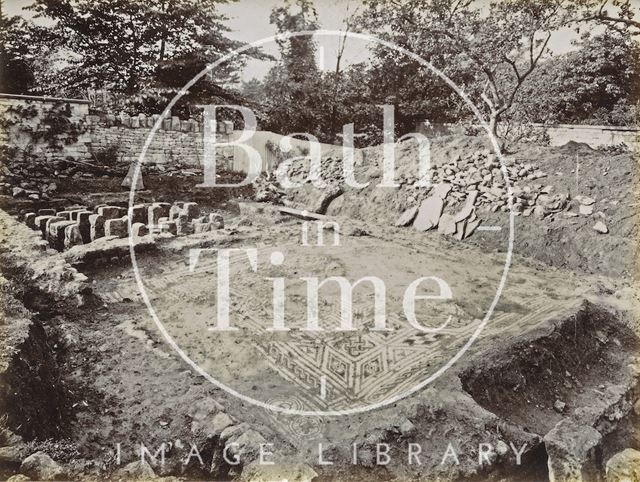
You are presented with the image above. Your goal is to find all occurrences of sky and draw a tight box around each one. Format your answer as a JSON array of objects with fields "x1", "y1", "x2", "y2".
[{"x1": 4, "y1": 0, "x2": 636, "y2": 81}]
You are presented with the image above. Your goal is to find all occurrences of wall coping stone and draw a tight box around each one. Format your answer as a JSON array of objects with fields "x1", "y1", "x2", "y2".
[{"x1": 0, "y1": 92, "x2": 91, "y2": 105}]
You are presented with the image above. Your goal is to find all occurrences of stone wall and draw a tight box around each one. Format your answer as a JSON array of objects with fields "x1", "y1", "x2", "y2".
[
  {"x1": 87, "y1": 118, "x2": 209, "y2": 167},
  {"x1": 0, "y1": 93, "x2": 233, "y2": 168},
  {"x1": 543, "y1": 124, "x2": 639, "y2": 149},
  {"x1": 0, "y1": 93, "x2": 92, "y2": 161},
  {"x1": 416, "y1": 120, "x2": 640, "y2": 149}
]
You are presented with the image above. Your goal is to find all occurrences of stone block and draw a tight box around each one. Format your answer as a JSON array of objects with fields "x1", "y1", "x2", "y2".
[
  {"x1": 169, "y1": 204, "x2": 182, "y2": 221},
  {"x1": 104, "y1": 217, "x2": 128, "y2": 238},
  {"x1": 35, "y1": 215, "x2": 54, "y2": 236},
  {"x1": 119, "y1": 112, "x2": 130, "y2": 127},
  {"x1": 76, "y1": 211, "x2": 93, "y2": 244},
  {"x1": 130, "y1": 204, "x2": 147, "y2": 224},
  {"x1": 45, "y1": 216, "x2": 66, "y2": 242},
  {"x1": 64, "y1": 224, "x2": 84, "y2": 249},
  {"x1": 24, "y1": 213, "x2": 37, "y2": 229},
  {"x1": 98, "y1": 206, "x2": 126, "y2": 219},
  {"x1": 50, "y1": 220, "x2": 76, "y2": 251},
  {"x1": 37, "y1": 208, "x2": 56, "y2": 216},
  {"x1": 148, "y1": 203, "x2": 171, "y2": 227},
  {"x1": 176, "y1": 213, "x2": 193, "y2": 235},
  {"x1": 69, "y1": 209, "x2": 85, "y2": 221},
  {"x1": 56, "y1": 211, "x2": 72, "y2": 220},
  {"x1": 183, "y1": 202, "x2": 200, "y2": 220},
  {"x1": 131, "y1": 222, "x2": 149, "y2": 237},
  {"x1": 160, "y1": 220, "x2": 177, "y2": 235},
  {"x1": 89, "y1": 214, "x2": 105, "y2": 241}
]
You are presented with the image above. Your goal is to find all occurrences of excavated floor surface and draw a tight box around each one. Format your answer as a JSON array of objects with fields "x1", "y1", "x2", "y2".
[{"x1": 22, "y1": 207, "x2": 635, "y2": 480}]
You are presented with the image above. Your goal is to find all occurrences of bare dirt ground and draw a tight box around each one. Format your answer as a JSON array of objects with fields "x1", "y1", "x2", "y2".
[{"x1": 1, "y1": 134, "x2": 639, "y2": 481}]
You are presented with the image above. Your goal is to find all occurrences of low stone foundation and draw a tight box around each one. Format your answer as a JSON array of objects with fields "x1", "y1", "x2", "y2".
[{"x1": 21, "y1": 201, "x2": 226, "y2": 252}]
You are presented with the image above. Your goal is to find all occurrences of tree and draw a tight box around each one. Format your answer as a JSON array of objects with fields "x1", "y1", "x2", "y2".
[
  {"x1": 513, "y1": 31, "x2": 640, "y2": 125},
  {"x1": 571, "y1": 0, "x2": 640, "y2": 35},
  {"x1": 358, "y1": 0, "x2": 568, "y2": 138},
  {"x1": 0, "y1": 11, "x2": 37, "y2": 94},
  {"x1": 26, "y1": 0, "x2": 255, "y2": 109},
  {"x1": 259, "y1": 0, "x2": 329, "y2": 138}
]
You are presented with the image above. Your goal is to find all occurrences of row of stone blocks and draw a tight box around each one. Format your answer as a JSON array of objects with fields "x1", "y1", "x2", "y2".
[
  {"x1": 23, "y1": 202, "x2": 225, "y2": 251},
  {"x1": 86, "y1": 113, "x2": 234, "y2": 133}
]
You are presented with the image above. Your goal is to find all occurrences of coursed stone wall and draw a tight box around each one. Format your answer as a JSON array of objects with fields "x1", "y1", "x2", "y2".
[{"x1": 0, "y1": 93, "x2": 233, "y2": 168}]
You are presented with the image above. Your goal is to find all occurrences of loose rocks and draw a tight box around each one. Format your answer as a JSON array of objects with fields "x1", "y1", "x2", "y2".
[
  {"x1": 20, "y1": 452, "x2": 65, "y2": 480},
  {"x1": 605, "y1": 448, "x2": 640, "y2": 482},
  {"x1": 544, "y1": 419, "x2": 601, "y2": 482}
]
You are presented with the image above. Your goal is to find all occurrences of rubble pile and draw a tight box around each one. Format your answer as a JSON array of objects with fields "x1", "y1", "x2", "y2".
[
  {"x1": 20, "y1": 200, "x2": 223, "y2": 252},
  {"x1": 0, "y1": 157, "x2": 81, "y2": 201},
  {"x1": 0, "y1": 155, "x2": 204, "y2": 200},
  {"x1": 267, "y1": 143, "x2": 612, "y2": 240}
]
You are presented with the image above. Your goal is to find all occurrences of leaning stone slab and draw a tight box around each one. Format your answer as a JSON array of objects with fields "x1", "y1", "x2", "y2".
[
  {"x1": 413, "y1": 196, "x2": 444, "y2": 231},
  {"x1": 395, "y1": 206, "x2": 418, "y2": 227},
  {"x1": 463, "y1": 218, "x2": 481, "y2": 239},
  {"x1": 544, "y1": 419, "x2": 601, "y2": 482},
  {"x1": 89, "y1": 214, "x2": 105, "y2": 241},
  {"x1": 437, "y1": 213, "x2": 457, "y2": 235},
  {"x1": 104, "y1": 217, "x2": 128, "y2": 238},
  {"x1": 434, "y1": 182, "x2": 452, "y2": 199}
]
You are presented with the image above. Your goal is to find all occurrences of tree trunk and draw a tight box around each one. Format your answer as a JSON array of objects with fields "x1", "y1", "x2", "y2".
[{"x1": 489, "y1": 111, "x2": 500, "y2": 139}]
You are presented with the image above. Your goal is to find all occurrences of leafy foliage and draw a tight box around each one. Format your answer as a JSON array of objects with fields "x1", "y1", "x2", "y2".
[
  {"x1": 25, "y1": 0, "x2": 259, "y2": 112},
  {"x1": 0, "y1": 13, "x2": 38, "y2": 93},
  {"x1": 513, "y1": 31, "x2": 640, "y2": 125}
]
